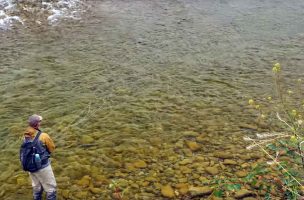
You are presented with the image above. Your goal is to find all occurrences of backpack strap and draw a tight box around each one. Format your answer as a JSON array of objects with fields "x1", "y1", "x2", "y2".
[{"x1": 32, "y1": 130, "x2": 42, "y2": 145}]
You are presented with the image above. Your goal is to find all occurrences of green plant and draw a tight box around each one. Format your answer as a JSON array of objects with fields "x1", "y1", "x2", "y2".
[
  {"x1": 244, "y1": 63, "x2": 304, "y2": 199},
  {"x1": 109, "y1": 180, "x2": 128, "y2": 200},
  {"x1": 210, "y1": 63, "x2": 304, "y2": 199}
]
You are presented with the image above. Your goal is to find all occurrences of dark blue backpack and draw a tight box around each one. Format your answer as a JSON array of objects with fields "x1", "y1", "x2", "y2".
[{"x1": 20, "y1": 130, "x2": 50, "y2": 172}]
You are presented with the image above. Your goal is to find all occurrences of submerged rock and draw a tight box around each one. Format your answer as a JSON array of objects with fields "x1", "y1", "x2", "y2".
[
  {"x1": 133, "y1": 160, "x2": 147, "y2": 168},
  {"x1": 205, "y1": 166, "x2": 219, "y2": 175},
  {"x1": 189, "y1": 186, "x2": 213, "y2": 196},
  {"x1": 161, "y1": 185, "x2": 175, "y2": 198},
  {"x1": 185, "y1": 141, "x2": 201, "y2": 151},
  {"x1": 235, "y1": 189, "x2": 253, "y2": 199}
]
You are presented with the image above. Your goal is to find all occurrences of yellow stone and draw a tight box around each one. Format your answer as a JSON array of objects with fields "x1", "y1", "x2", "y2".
[
  {"x1": 61, "y1": 190, "x2": 70, "y2": 199},
  {"x1": 125, "y1": 163, "x2": 136, "y2": 171},
  {"x1": 175, "y1": 183, "x2": 189, "y2": 195},
  {"x1": 17, "y1": 177, "x2": 28, "y2": 186},
  {"x1": 142, "y1": 181, "x2": 150, "y2": 187},
  {"x1": 77, "y1": 175, "x2": 91, "y2": 188},
  {"x1": 133, "y1": 160, "x2": 147, "y2": 168},
  {"x1": 89, "y1": 187, "x2": 103, "y2": 194},
  {"x1": 161, "y1": 185, "x2": 175, "y2": 198},
  {"x1": 185, "y1": 141, "x2": 201, "y2": 151}
]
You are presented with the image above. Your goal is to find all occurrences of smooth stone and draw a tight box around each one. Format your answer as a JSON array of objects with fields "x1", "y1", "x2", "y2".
[
  {"x1": 175, "y1": 183, "x2": 189, "y2": 195},
  {"x1": 179, "y1": 159, "x2": 193, "y2": 165},
  {"x1": 189, "y1": 186, "x2": 213, "y2": 196},
  {"x1": 133, "y1": 160, "x2": 147, "y2": 168},
  {"x1": 182, "y1": 148, "x2": 193, "y2": 157},
  {"x1": 185, "y1": 141, "x2": 201, "y2": 151},
  {"x1": 16, "y1": 177, "x2": 28, "y2": 186},
  {"x1": 214, "y1": 152, "x2": 234, "y2": 159},
  {"x1": 236, "y1": 171, "x2": 248, "y2": 178},
  {"x1": 235, "y1": 189, "x2": 253, "y2": 199},
  {"x1": 77, "y1": 175, "x2": 91, "y2": 188},
  {"x1": 182, "y1": 131, "x2": 200, "y2": 137},
  {"x1": 61, "y1": 190, "x2": 70, "y2": 199},
  {"x1": 179, "y1": 166, "x2": 192, "y2": 174},
  {"x1": 205, "y1": 167, "x2": 219, "y2": 175},
  {"x1": 223, "y1": 159, "x2": 238, "y2": 165},
  {"x1": 74, "y1": 191, "x2": 88, "y2": 199},
  {"x1": 161, "y1": 185, "x2": 175, "y2": 198},
  {"x1": 89, "y1": 187, "x2": 103, "y2": 194}
]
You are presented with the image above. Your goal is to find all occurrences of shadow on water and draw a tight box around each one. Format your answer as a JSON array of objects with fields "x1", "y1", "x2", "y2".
[{"x1": 1, "y1": 0, "x2": 304, "y2": 199}]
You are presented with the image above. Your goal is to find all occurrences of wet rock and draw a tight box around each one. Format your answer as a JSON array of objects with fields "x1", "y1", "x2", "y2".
[
  {"x1": 179, "y1": 159, "x2": 192, "y2": 165},
  {"x1": 214, "y1": 152, "x2": 234, "y2": 159},
  {"x1": 76, "y1": 175, "x2": 91, "y2": 188},
  {"x1": 235, "y1": 171, "x2": 248, "y2": 178},
  {"x1": 205, "y1": 166, "x2": 219, "y2": 175},
  {"x1": 239, "y1": 124, "x2": 258, "y2": 130},
  {"x1": 89, "y1": 187, "x2": 103, "y2": 194},
  {"x1": 179, "y1": 166, "x2": 192, "y2": 174},
  {"x1": 182, "y1": 148, "x2": 193, "y2": 156},
  {"x1": 223, "y1": 159, "x2": 238, "y2": 165},
  {"x1": 161, "y1": 185, "x2": 175, "y2": 198},
  {"x1": 185, "y1": 141, "x2": 201, "y2": 151},
  {"x1": 16, "y1": 177, "x2": 28, "y2": 186},
  {"x1": 74, "y1": 191, "x2": 88, "y2": 199},
  {"x1": 189, "y1": 186, "x2": 213, "y2": 196},
  {"x1": 61, "y1": 190, "x2": 70, "y2": 199},
  {"x1": 239, "y1": 154, "x2": 252, "y2": 160},
  {"x1": 182, "y1": 131, "x2": 200, "y2": 137},
  {"x1": 133, "y1": 160, "x2": 147, "y2": 168},
  {"x1": 149, "y1": 138, "x2": 162, "y2": 147},
  {"x1": 235, "y1": 189, "x2": 253, "y2": 199},
  {"x1": 175, "y1": 183, "x2": 189, "y2": 195}
]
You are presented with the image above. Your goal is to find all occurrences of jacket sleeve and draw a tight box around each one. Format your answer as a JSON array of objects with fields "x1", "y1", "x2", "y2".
[{"x1": 40, "y1": 133, "x2": 55, "y2": 153}]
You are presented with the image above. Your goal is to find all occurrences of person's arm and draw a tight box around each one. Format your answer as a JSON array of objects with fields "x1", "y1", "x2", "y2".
[{"x1": 40, "y1": 133, "x2": 55, "y2": 153}]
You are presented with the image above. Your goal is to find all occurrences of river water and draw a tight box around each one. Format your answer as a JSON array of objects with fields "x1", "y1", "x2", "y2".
[{"x1": 1, "y1": 0, "x2": 304, "y2": 199}]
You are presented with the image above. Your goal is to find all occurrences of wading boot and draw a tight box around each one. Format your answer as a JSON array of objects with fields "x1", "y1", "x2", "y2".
[
  {"x1": 46, "y1": 191, "x2": 57, "y2": 200},
  {"x1": 33, "y1": 188, "x2": 43, "y2": 200}
]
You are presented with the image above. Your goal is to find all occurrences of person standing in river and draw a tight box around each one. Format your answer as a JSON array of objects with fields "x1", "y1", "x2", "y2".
[{"x1": 23, "y1": 114, "x2": 57, "y2": 200}]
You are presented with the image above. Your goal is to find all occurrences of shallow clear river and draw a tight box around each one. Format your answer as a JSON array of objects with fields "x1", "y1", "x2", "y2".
[{"x1": 1, "y1": 0, "x2": 304, "y2": 199}]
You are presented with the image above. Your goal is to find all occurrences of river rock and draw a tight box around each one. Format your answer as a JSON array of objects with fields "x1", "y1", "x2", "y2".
[
  {"x1": 74, "y1": 191, "x2": 88, "y2": 199},
  {"x1": 223, "y1": 159, "x2": 237, "y2": 165},
  {"x1": 133, "y1": 160, "x2": 147, "y2": 168},
  {"x1": 77, "y1": 175, "x2": 91, "y2": 188},
  {"x1": 205, "y1": 166, "x2": 219, "y2": 175},
  {"x1": 182, "y1": 131, "x2": 200, "y2": 137},
  {"x1": 61, "y1": 190, "x2": 70, "y2": 199},
  {"x1": 236, "y1": 171, "x2": 248, "y2": 178},
  {"x1": 188, "y1": 186, "x2": 213, "y2": 196},
  {"x1": 179, "y1": 159, "x2": 193, "y2": 165},
  {"x1": 214, "y1": 152, "x2": 234, "y2": 159},
  {"x1": 175, "y1": 183, "x2": 189, "y2": 195},
  {"x1": 179, "y1": 166, "x2": 192, "y2": 174},
  {"x1": 234, "y1": 189, "x2": 253, "y2": 199},
  {"x1": 89, "y1": 187, "x2": 103, "y2": 194},
  {"x1": 185, "y1": 141, "x2": 201, "y2": 151},
  {"x1": 161, "y1": 185, "x2": 175, "y2": 198},
  {"x1": 16, "y1": 177, "x2": 28, "y2": 186}
]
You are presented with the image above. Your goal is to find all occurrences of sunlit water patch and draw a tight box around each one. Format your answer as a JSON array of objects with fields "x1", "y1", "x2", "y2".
[{"x1": 0, "y1": 0, "x2": 85, "y2": 29}]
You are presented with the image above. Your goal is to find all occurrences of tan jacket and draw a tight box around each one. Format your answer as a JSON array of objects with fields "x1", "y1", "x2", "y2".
[{"x1": 24, "y1": 127, "x2": 55, "y2": 153}]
